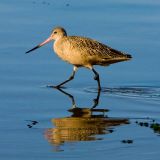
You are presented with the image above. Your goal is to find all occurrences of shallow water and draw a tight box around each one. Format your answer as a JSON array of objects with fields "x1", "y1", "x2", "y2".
[{"x1": 0, "y1": 0, "x2": 160, "y2": 159}]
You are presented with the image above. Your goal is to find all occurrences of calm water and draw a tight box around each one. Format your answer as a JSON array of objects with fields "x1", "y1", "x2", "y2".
[{"x1": 0, "y1": 0, "x2": 160, "y2": 159}]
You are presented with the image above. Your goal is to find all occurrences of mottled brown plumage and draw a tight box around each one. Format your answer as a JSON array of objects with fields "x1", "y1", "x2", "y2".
[
  {"x1": 54, "y1": 35, "x2": 131, "y2": 68},
  {"x1": 26, "y1": 26, "x2": 132, "y2": 90}
]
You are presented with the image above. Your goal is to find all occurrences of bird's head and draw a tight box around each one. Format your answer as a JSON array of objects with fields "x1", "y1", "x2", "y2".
[
  {"x1": 50, "y1": 27, "x2": 67, "y2": 40},
  {"x1": 26, "y1": 27, "x2": 67, "y2": 54}
]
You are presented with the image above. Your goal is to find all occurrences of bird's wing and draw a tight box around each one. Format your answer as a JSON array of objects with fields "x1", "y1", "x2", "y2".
[{"x1": 67, "y1": 36, "x2": 129, "y2": 59}]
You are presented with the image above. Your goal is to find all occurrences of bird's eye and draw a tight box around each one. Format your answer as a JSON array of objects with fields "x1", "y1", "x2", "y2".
[{"x1": 54, "y1": 31, "x2": 57, "y2": 34}]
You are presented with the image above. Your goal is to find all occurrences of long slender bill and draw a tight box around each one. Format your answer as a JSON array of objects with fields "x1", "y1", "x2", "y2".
[{"x1": 26, "y1": 36, "x2": 52, "y2": 54}]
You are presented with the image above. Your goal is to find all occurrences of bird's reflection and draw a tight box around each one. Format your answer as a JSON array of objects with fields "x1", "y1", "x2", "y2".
[{"x1": 45, "y1": 88, "x2": 129, "y2": 150}]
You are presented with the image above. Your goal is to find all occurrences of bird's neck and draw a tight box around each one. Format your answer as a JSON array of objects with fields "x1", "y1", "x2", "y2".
[{"x1": 55, "y1": 35, "x2": 66, "y2": 42}]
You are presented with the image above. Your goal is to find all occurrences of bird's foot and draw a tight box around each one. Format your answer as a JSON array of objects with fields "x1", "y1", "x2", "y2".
[
  {"x1": 54, "y1": 85, "x2": 66, "y2": 89},
  {"x1": 46, "y1": 84, "x2": 66, "y2": 89}
]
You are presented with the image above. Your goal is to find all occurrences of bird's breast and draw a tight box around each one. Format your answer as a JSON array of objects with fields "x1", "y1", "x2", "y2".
[
  {"x1": 53, "y1": 38, "x2": 89, "y2": 67},
  {"x1": 53, "y1": 39, "x2": 67, "y2": 60}
]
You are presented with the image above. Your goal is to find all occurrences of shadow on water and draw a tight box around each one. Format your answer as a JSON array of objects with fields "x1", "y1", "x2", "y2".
[{"x1": 45, "y1": 88, "x2": 129, "y2": 151}]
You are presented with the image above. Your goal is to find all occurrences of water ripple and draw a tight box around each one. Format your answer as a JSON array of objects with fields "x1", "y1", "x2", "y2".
[{"x1": 84, "y1": 86, "x2": 160, "y2": 101}]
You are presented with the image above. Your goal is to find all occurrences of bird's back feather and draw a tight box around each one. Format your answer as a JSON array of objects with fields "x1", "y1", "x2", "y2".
[{"x1": 54, "y1": 36, "x2": 132, "y2": 67}]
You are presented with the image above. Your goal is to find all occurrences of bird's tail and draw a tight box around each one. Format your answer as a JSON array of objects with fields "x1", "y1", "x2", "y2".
[{"x1": 126, "y1": 54, "x2": 132, "y2": 59}]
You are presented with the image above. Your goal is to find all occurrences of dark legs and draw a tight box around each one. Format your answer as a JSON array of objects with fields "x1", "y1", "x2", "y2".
[
  {"x1": 92, "y1": 68, "x2": 101, "y2": 91},
  {"x1": 55, "y1": 66, "x2": 101, "y2": 91},
  {"x1": 55, "y1": 66, "x2": 78, "y2": 88}
]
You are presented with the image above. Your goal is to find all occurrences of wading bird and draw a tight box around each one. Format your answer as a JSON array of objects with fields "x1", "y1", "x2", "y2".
[{"x1": 26, "y1": 27, "x2": 132, "y2": 90}]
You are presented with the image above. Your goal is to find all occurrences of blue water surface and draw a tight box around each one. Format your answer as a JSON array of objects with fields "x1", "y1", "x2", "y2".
[{"x1": 0, "y1": 0, "x2": 160, "y2": 160}]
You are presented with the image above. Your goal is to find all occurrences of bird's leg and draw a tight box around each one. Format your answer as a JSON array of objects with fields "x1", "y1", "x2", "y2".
[
  {"x1": 92, "y1": 68, "x2": 101, "y2": 91},
  {"x1": 55, "y1": 66, "x2": 78, "y2": 88}
]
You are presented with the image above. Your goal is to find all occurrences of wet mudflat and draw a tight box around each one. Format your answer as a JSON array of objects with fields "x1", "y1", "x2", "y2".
[{"x1": 0, "y1": 0, "x2": 160, "y2": 159}]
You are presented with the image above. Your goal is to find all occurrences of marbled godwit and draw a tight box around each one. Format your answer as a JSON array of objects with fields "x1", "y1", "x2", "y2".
[{"x1": 26, "y1": 27, "x2": 132, "y2": 90}]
